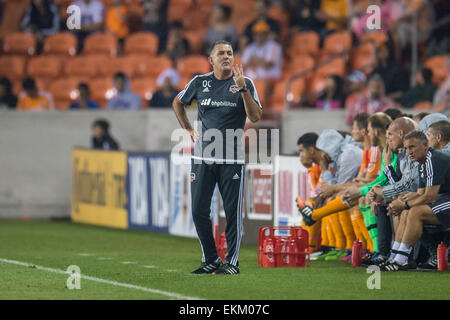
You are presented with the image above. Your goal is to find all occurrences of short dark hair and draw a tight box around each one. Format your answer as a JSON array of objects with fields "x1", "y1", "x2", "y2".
[
  {"x1": 209, "y1": 40, "x2": 233, "y2": 56},
  {"x1": 297, "y1": 132, "x2": 318, "y2": 148},
  {"x1": 218, "y1": 4, "x2": 232, "y2": 20},
  {"x1": 353, "y1": 113, "x2": 370, "y2": 130},
  {"x1": 22, "y1": 77, "x2": 36, "y2": 90},
  {"x1": 414, "y1": 112, "x2": 430, "y2": 121},
  {"x1": 404, "y1": 129, "x2": 428, "y2": 142},
  {"x1": 368, "y1": 112, "x2": 392, "y2": 132},
  {"x1": 171, "y1": 20, "x2": 183, "y2": 29},
  {"x1": 113, "y1": 72, "x2": 126, "y2": 80},
  {"x1": 429, "y1": 120, "x2": 450, "y2": 143},
  {"x1": 384, "y1": 108, "x2": 403, "y2": 120},
  {"x1": 78, "y1": 82, "x2": 89, "y2": 91},
  {"x1": 93, "y1": 119, "x2": 110, "y2": 132}
]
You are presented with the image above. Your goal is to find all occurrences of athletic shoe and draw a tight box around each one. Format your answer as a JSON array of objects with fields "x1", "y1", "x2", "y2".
[
  {"x1": 212, "y1": 263, "x2": 240, "y2": 275},
  {"x1": 296, "y1": 197, "x2": 316, "y2": 226},
  {"x1": 380, "y1": 260, "x2": 409, "y2": 271},
  {"x1": 310, "y1": 251, "x2": 324, "y2": 261},
  {"x1": 190, "y1": 260, "x2": 222, "y2": 274},
  {"x1": 339, "y1": 253, "x2": 353, "y2": 262},
  {"x1": 417, "y1": 254, "x2": 438, "y2": 271},
  {"x1": 316, "y1": 250, "x2": 337, "y2": 261},
  {"x1": 369, "y1": 254, "x2": 388, "y2": 266},
  {"x1": 361, "y1": 252, "x2": 376, "y2": 267},
  {"x1": 325, "y1": 250, "x2": 349, "y2": 261}
]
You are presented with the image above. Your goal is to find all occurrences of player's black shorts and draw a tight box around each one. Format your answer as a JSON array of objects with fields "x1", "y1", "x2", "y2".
[{"x1": 428, "y1": 193, "x2": 450, "y2": 228}]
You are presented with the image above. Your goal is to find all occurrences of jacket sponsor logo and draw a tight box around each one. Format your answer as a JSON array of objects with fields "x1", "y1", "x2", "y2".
[{"x1": 200, "y1": 99, "x2": 237, "y2": 107}]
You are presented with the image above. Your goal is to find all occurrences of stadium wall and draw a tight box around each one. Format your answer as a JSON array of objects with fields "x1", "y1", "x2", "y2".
[{"x1": 0, "y1": 109, "x2": 346, "y2": 219}]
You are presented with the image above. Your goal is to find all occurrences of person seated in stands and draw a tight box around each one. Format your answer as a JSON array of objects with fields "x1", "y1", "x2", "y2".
[
  {"x1": 72, "y1": 0, "x2": 105, "y2": 53},
  {"x1": 91, "y1": 119, "x2": 120, "y2": 150},
  {"x1": 70, "y1": 83, "x2": 100, "y2": 110},
  {"x1": 105, "y1": 0, "x2": 129, "y2": 55},
  {"x1": 17, "y1": 77, "x2": 54, "y2": 111},
  {"x1": 141, "y1": 0, "x2": 169, "y2": 53},
  {"x1": 0, "y1": 77, "x2": 17, "y2": 109},
  {"x1": 289, "y1": 0, "x2": 323, "y2": 34},
  {"x1": 240, "y1": 0, "x2": 280, "y2": 51},
  {"x1": 315, "y1": 0, "x2": 348, "y2": 38},
  {"x1": 315, "y1": 74, "x2": 346, "y2": 110},
  {"x1": 401, "y1": 67, "x2": 437, "y2": 109},
  {"x1": 21, "y1": 0, "x2": 60, "y2": 54},
  {"x1": 107, "y1": 72, "x2": 141, "y2": 110},
  {"x1": 204, "y1": 4, "x2": 238, "y2": 55},
  {"x1": 370, "y1": 42, "x2": 409, "y2": 103},
  {"x1": 346, "y1": 74, "x2": 395, "y2": 126},
  {"x1": 242, "y1": 20, "x2": 282, "y2": 104},
  {"x1": 164, "y1": 20, "x2": 190, "y2": 62},
  {"x1": 149, "y1": 69, "x2": 180, "y2": 108}
]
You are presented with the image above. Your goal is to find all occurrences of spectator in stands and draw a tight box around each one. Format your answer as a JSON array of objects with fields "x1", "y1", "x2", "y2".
[
  {"x1": 242, "y1": 20, "x2": 282, "y2": 81},
  {"x1": 21, "y1": 0, "x2": 60, "y2": 54},
  {"x1": 315, "y1": 74, "x2": 345, "y2": 110},
  {"x1": 346, "y1": 74, "x2": 395, "y2": 126},
  {"x1": 370, "y1": 42, "x2": 409, "y2": 102},
  {"x1": 289, "y1": 0, "x2": 323, "y2": 34},
  {"x1": 105, "y1": 0, "x2": 129, "y2": 55},
  {"x1": 72, "y1": 0, "x2": 105, "y2": 53},
  {"x1": 149, "y1": 69, "x2": 180, "y2": 108},
  {"x1": 107, "y1": 72, "x2": 141, "y2": 110},
  {"x1": 204, "y1": 4, "x2": 239, "y2": 55},
  {"x1": 141, "y1": 0, "x2": 169, "y2": 53},
  {"x1": 240, "y1": 0, "x2": 281, "y2": 51},
  {"x1": 316, "y1": 0, "x2": 348, "y2": 38},
  {"x1": 92, "y1": 119, "x2": 120, "y2": 150},
  {"x1": 70, "y1": 83, "x2": 100, "y2": 110},
  {"x1": 427, "y1": 120, "x2": 450, "y2": 154},
  {"x1": 0, "y1": 77, "x2": 17, "y2": 109},
  {"x1": 401, "y1": 67, "x2": 437, "y2": 109},
  {"x1": 164, "y1": 20, "x2": 190, "y2": 62},
  {"x1": 17, "y1": 78, "x2": 53, "y2": 111}
]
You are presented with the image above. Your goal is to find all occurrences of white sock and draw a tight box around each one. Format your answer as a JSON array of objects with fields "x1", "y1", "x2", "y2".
[
  {"x1": 393, "y1": 243, "x2": 412, "y2": 265},
  {"x1": 389, "y1": 241, "x2": 401, "y2": 261}
]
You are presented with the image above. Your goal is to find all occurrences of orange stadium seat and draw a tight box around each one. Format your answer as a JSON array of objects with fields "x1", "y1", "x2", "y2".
[
  {"x1": 322, "y1": 31, "x2": 352, "y2": 55},
  {"x1": 308, "y1": 74, "x2": 327, "y2": 94},
  {"x1": 184, "y1": 29, "x2": 207, "y2": 54},
  {"x1": 0, "y1": 56, "x2": 26, "y2": 80},
  {"x1": 177, "y1": 55, "x2": 211, "y2": 78},
  {"x1": 42, "y1": 32, "x2": 77, "y2": 57},
  {"x1": 132, "y1": 55, "x2": 173, "y2": 78},
  {"x1": 288, "y1": 31, "x2": 320, "y2": 58},
  {"x1": 316, "y1": 57, "x2": 346, "y2": 77},
  {"x1": 361, "y1": 31, "x2": 388, "y2": 47},
  {"x1": 131, "y1": 77, "x2": 158, "y2": 106},
  {"x1": 285, "y1": 55, "x2": 315, "y2": 79},
  {"x1": 99, "y1": 56, "x2": 136, "y2": 77},
  {"x1": 271, "y1": 78, "x2": 306, "y2": 111},
  {"x1": 48, "y1": 78, "x2": 82, "y2": 110},
  {"x1": 251, "y1": 79, "x2": 267, "y2": 106},
  {"x1": 124, "y1": 32, "x2": 159, "y2": 56},
  {"x1": 351, "y1": 42, "x2": 376, "y2": 74},
  {"x1": 55, "y1": 0, "x2": 73, "y2": 20},
  {"x1": 83, "y1": 33, "x2": 118, "y2": 56},
  {"x1": 64, "y1": 56, "x2": 103, "y2": 78},
  {"x1": 88, "y1": 78, "x2": 115, "y2": 109},
  {"x1": 27, "y1": 56, "x2": 62, "y2": 79},
  {"x1": 3, "y1": 32, "x2": 37, "y2": 56},
  {"x1": 424, "y1": 55, "x2": 448, "y2": 86},
  {"x1": 177, "y1": 76, "x2": 192, "y2": 91},
  {"x1": 167, "y1": 0, "x2": 192, "y2": 23}
]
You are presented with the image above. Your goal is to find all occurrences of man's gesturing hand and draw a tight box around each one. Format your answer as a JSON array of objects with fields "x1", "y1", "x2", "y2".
[
  {"x1": 232, "y1": 64, "x2": 246, "y2": 89},
  {"x1": 187, "y1": 128, "x2": 199, "y2": 143}
]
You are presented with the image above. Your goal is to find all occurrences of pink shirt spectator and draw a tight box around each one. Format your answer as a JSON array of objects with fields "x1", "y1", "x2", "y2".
[{"x1": 346, "y1": 93, "x2": 395, "y2": 126}]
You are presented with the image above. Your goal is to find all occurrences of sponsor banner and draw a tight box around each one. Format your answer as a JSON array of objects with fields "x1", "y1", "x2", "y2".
[
  {"x1": 71, "y1": 148, "x2": 128, "y2": 229},
  {"x1": 169, "y1": 153, "x2": 219, "y2": 238},
  {"x1": 127, "y1": 152, "x2": 170, "y2": 233},
  {"x1": 245, "y1": 164, "x2": 272, "y2": 221},
  {"x1": 273, "y1": 155, "x2": 311, "y2": 227}
]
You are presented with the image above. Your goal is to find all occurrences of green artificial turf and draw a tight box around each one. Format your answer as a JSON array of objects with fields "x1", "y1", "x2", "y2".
[{"x1": 0, "y1": 219, "x2": 448, "y2": 300}]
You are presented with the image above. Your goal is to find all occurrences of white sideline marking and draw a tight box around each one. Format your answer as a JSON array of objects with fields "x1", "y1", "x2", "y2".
[
  {"x1": 77, "y1": 253, "x2": 93, "y2": 257},
  {"x1": 143, "y1": 265, "x2": 156, "y2": 269},
  {"x1": 121, "y1": 261, "x2": 137, "y2": 265},
  {"x1": 0, "y1": 258, "x2": 202, "y2": 300},
  {"x1": 97, "y1": 257, "x2": 113, "y2": 261}
]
